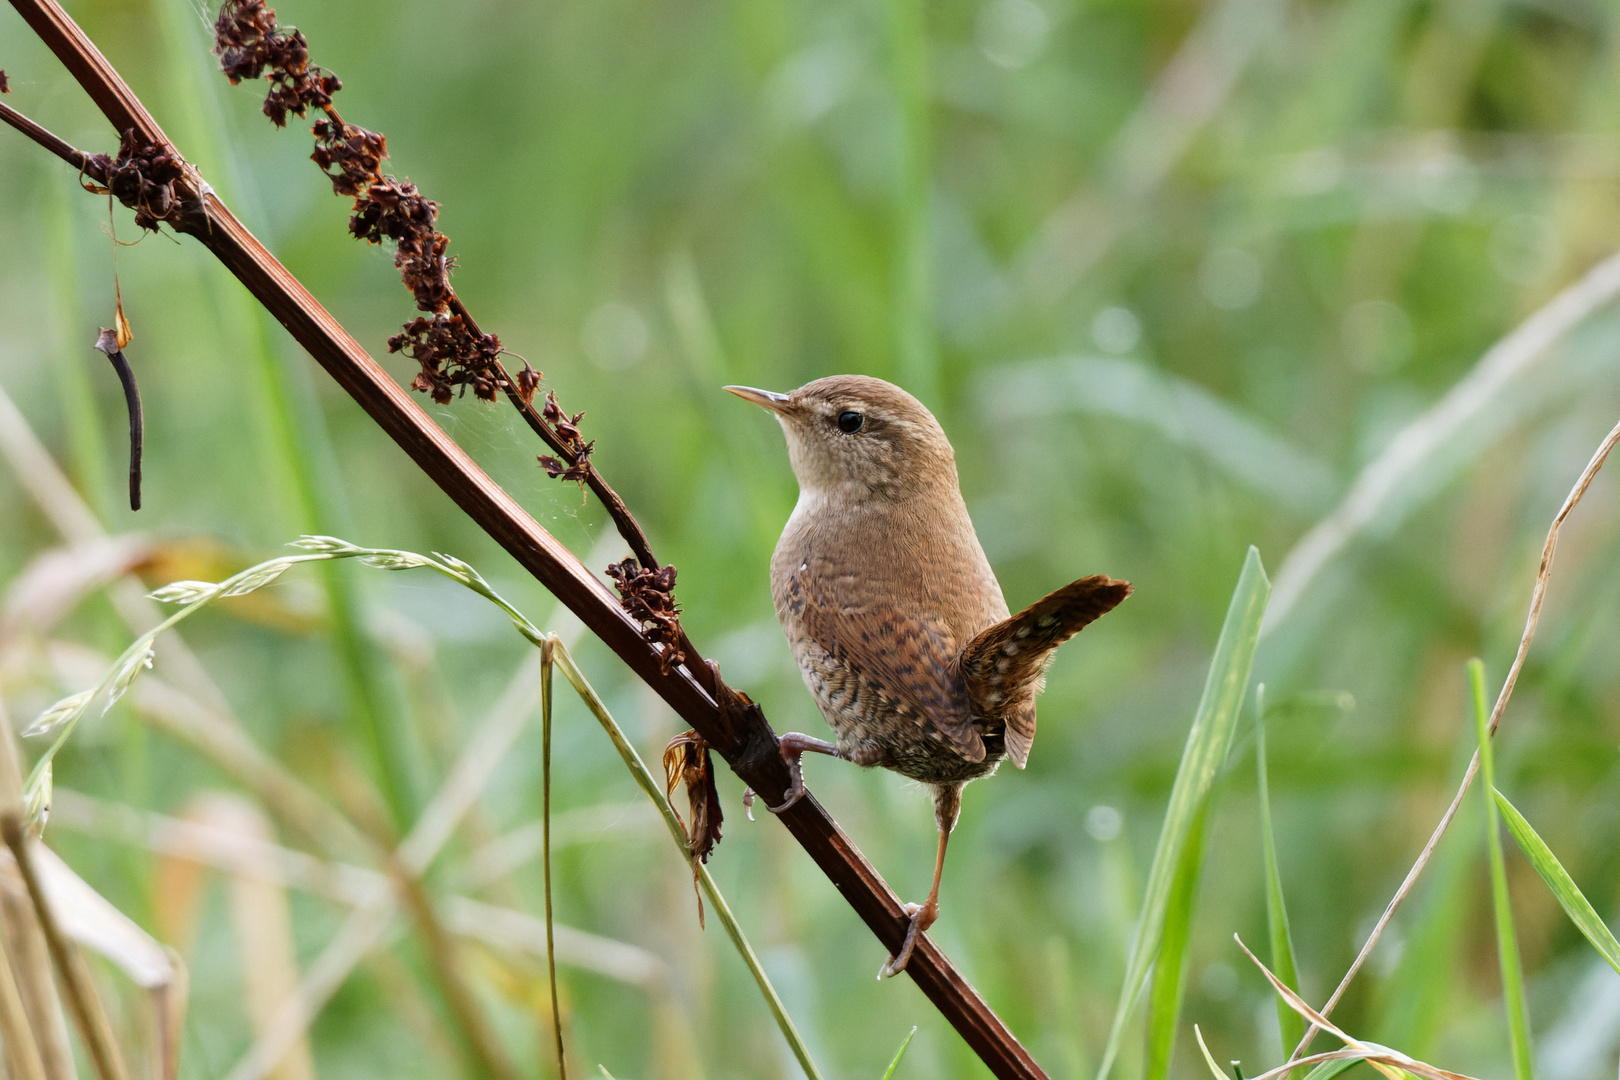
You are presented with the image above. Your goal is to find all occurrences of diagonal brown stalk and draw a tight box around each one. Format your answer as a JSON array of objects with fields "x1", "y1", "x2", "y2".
[{"x1": 0, "y1": 2, "x2": 1048, "y2": 1075}]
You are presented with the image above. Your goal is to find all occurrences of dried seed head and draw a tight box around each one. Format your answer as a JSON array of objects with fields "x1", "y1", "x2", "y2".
[
  {"x1": 607, "y1": 557, "x2": 685, "y2": 673},
  {"x1": 515, "y1": 363, "x2": 542, "y2": 405},
  {"x1": 213, "y1": 0, "x2": 340, "y2": 127}
]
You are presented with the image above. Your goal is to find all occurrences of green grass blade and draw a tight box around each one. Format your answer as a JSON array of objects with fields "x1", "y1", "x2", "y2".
[
  {"x1": 1471, "y1": 659, "x2": 1533, "y2": 1080},
  {"x1": 1494, "y1": 790, "x2": 1620, "y2": 977},
  {"x1": 1096, "y1": 546, "x2": 1271, "y2": 1080},
  {"x1": 1146, "y1": 804, "x2": 1209, "y2": 1080},
  {"x1": 1298, "y1": 1060, "x2": 1356, "y2": 1080},
  {"x1": 1256, "y1": 686, "x2": 1304, "y2": 1065},
  {"x1": 881, "y1": 1026, "x2": 918, "y2": 1080}
]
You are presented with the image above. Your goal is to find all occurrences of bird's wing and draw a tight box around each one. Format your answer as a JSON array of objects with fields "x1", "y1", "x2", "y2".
[
  {"x1": 788, "y1": 571, "x2": 987, "y2": 763},
  {"x1": 960, "y1": 575, "x2": 1132, "y2": 768}
]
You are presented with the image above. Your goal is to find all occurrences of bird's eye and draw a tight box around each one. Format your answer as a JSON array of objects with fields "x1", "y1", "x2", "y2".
[{"x1": 836, "y1": 410, "x2": 864, "y2": 433}]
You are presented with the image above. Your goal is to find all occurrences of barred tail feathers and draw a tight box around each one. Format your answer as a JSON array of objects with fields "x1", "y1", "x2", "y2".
[{"x1": 959, "y1": 574, "x2": 1132, "y2": 767}]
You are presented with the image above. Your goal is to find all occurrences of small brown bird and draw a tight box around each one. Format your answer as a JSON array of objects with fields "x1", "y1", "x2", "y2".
[{"x1": 727, "y1": 374, "x2": 1131, "y2": 976}]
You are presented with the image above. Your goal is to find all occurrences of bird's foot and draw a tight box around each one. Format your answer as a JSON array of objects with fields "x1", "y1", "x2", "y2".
[
  {"x1": 878, "y1": 899, "x2": 939, "y2": 979},
  {"x1": 743, "y1": 733, "x2": 839, "y2": 817}
]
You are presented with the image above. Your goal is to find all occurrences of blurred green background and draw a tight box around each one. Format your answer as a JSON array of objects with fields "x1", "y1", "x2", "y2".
[{"x1": 3, "y1": 0, "x2": 1620, "y2": 1076}]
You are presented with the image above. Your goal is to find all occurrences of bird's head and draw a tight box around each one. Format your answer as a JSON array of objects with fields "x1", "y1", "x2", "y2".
[{"x1": 726, "y1": 375, "x2": 957, "y2": 498}]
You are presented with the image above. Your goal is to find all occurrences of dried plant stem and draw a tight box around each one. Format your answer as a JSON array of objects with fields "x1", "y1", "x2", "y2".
[
  {"x1": 0, "y1": 689, "x2": 72, "y2": 1080},
  {"x1": 4, "y1": 3, "x2": 1047, "y2": 1072},
  {"x1": 540, "y1": 640, "x2": 568, "y2": 1080},
  {"x1": 0, "y1": 100, "x2": 92, "y2": 170},
  {"x1": 0, "y1": 923, "x2": 50, "y2": 1080},
  {"x1": 0, "y1": 818, "x2": 131, "y2": 1080},
  {"x1": 1289, "y1": 414, "x2": 1620, "y2": 1060}
]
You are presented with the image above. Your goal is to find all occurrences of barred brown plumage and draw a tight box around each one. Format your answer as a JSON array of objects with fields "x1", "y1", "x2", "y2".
[{"x1": 729, "y1": 374, "x2": 1131, "y2": 977}]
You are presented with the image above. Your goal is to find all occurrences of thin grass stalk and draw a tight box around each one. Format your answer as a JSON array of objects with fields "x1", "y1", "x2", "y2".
[
  {"x1": 547, "y1": 643, "x2": 827, "y2": 1080},
  {"x1": 1470, "y1": 660, "x2": 1533, "y2": 1080},
  {"x1": 1292, "y1": 414, "x2": 1620, "y2": 1061},
  {"x1": 0, "y1": 818, "x2": 131, "y2": 1080},
  {"x1": 540, "y1": 639, "x2": 568, "y2": 1080},
  {"x1": 1255, "y1": 686, "x2": 1303, "y2": 1066}
]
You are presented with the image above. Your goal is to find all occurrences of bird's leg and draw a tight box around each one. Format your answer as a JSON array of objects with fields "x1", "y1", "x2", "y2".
[
  {"x1": 742, "y1": 733, "x2": 842, "y2": 817},
  {"x1": 880, "y1": 783, "x2": 962, "y2": 979}
]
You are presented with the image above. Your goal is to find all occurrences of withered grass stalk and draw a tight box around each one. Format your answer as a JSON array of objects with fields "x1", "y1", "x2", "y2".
[
  {"x1": 1288, "y1": 415, "x2": 1620, "y2": 1061},
  {"x1": 0, "y1": 816, "x2": 131, "y2": 1080}
]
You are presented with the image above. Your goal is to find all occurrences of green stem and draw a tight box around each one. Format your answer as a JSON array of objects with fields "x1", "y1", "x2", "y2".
[
  {"x1": 540, "y1": 640, "x2": 569, "y2": 1080},
  {"x1": 1470, "y1": 659, "x2": 1533, "y2": 1080},
  {"x1": 549, "y1": 644, "x2": 827, "y2": 1080}
]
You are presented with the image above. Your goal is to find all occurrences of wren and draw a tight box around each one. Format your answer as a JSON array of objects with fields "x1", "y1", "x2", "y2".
[{"x1": 727, "y1": 375, "x2": 1131, "y2": 977}]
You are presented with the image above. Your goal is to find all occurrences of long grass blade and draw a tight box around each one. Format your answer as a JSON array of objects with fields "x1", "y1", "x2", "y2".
[
  {"x1": 1255, "y1": 685, "x2": 1304, "y2": 1064},
  {"x1": 1146, "y1": 804, "x2": 1209, "y2": 1080},
  {"x1": 1096, "y1": 546, "x2": 1271, "y2": 1080},
  {"x1": 1470, "y1": 659, "x2": 1533, "y2": 1080},
  {"x1": 881, "y1": 1026, "x2": 918, "y2": 1080},
  {"x1": 1494, "y1": 790, "x2": 1620, "y2": 976},
  {"x1": 540, "y1": 639, "x2": 569, "y2": 1080}
]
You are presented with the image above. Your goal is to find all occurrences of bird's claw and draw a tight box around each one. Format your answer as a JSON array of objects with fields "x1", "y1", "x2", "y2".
[
  {"x1": 742, "y1": 740, "x2": 813, "y2": 816},
  {"x1": 878, "y1": 901, "x2": 937, "y2": 979}
]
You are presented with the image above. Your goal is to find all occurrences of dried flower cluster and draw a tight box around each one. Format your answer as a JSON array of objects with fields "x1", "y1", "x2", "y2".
[
  {"x1": 213, "y1": 0, "x2": 535, "y2": 407},
  {"x1": 662, "y1": 730, "x2": 724, "y2": 925},
  {"x1": 211, "y1": 0, "x2": 681, "y2": 667},
  {"x1": 83, "y1": 130, "x2": 184, "y2": 232},
  {"x1": 213, "y1": 0, "x2": 338, "y2": 127},
  {"x1": 535, "y1": 393, "x2": 593, "y2": 483},
  {"x1": 606, "y1": 557, "x2": 685, "y2": 673}
]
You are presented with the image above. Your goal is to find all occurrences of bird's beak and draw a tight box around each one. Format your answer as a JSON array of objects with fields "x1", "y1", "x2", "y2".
[{"x1": 724, "y1": 385, "x2": 794, "y2": 414}]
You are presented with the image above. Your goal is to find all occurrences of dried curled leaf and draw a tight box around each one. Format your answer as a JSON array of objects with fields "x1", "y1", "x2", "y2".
[{"x1": 663, "y1": 730, "x2": 724, "y2": 928}]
